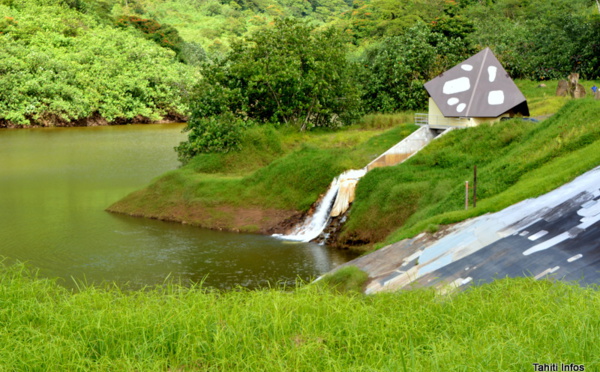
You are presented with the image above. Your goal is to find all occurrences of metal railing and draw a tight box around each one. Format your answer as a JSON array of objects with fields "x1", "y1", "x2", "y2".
[
  {"x1": 414, "y1": 113, "x2": 429, "y2": 126},
  {"x1": 414, "y1": 113, "x2": 470, "y2": 128}
]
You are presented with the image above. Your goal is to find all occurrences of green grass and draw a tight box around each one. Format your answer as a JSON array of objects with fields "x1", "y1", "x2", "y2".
[
  {"x1": 315, "y1": 265, "x2": 369, "y2": 294},
  {"x1": 108, "y1": 122, "x2": 418, "y2": 229},
  {"x1": 353, "y1": 111, "x2": 418, "y2": 129},
  {"x1": 1, "y1": 262, "x2": 599, "y2": 371},
  {"x1": 343, "y1": 99, "x2": 600, "y2": 246},
  {"x1": 516, "y1": 79, "x2": 600, "y2": 117}
]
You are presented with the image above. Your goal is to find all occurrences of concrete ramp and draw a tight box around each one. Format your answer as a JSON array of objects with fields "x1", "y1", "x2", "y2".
[
  {"x1": 366, "y1": 127, "x2": 450, "y2": 171},
  {"x1": 330, "y1": 127, "x2": 451, "y2": 218},
  {"x1": 276, "y1": 126, "x2": 451, "y2": 244}
]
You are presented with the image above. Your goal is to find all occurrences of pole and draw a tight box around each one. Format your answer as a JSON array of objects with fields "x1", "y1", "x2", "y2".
[
  {"x1": 465, "y1": 181, "x2": 469, "y2": 210},
  {"x1": 473, "y1": 165, "x2": 477, "y2": 208}
]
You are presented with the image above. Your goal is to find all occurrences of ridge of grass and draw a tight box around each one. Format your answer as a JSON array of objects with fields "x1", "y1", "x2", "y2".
[
  {"x1": 1, "y1": 262, "x2": 598, "y2": 371},
  {"x1": 107, "y1": 120, "x2": 417, "y2": 232},
  {"x1": 108, "y1": 122, "x2": 418, "y2": 230},
  {"x1": 343, "y1": 98, "x2": 600, "y2": 246}
]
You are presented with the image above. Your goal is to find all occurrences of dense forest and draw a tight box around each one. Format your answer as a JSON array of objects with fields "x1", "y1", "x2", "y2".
[{"x1": 1, "y1": 0, "x2": 599, "y2": 134}]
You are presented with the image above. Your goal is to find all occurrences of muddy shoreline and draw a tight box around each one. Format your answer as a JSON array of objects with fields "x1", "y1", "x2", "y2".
[{"x1": 107, "y1": 202, "x2": 370, "y2": 253}]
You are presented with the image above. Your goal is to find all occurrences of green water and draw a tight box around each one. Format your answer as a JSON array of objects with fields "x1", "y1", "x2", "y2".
[{"x1": 0, "y1": 124, "x2": 354, "y2": 289}]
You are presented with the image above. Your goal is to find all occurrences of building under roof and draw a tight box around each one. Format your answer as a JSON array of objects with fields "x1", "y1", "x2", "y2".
[{"x1": 417, "y1": 47, "x2": 530, "y2": 129}]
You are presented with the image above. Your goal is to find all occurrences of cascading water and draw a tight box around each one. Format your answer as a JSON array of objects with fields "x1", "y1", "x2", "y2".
[
  {"x1": 273, "y1": 177, "x2": 340, "y2": 243},
  {"x1": 274, "y1": 169, "x2": 366, "y2": 243},
  {"x1": 273, "y1": 127, "x2": 448, "y2": 244}
]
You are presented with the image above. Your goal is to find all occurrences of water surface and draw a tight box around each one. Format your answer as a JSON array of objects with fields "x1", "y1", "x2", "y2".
[{"x1": 0, "y1": 124, "x2": 354, "y2": 289}]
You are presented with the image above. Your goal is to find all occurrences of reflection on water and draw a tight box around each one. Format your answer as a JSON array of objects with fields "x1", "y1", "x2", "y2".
[{"x1": 0, "y1": 124, "x2": 355, "y2": 290}]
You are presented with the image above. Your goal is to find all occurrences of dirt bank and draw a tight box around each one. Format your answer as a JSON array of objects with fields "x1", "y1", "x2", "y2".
[{"x1": 107, "y1": 196, "x2": 304, "y2": 235}]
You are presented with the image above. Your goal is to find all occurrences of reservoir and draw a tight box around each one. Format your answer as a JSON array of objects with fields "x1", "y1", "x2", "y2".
[{"x1": 0, "y1": 124, "x2": 355, "y2": 290}]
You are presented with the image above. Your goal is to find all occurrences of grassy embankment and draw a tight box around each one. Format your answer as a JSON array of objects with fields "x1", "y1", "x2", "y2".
[
  {"x1": 1, "y1": 262, "x2": 599, "y2": 370},
  {"x1": 110, "y1": 81, "x2": 600, "y2": 249},
  {"x1": 343, "y1": 93, "x2": 600, "y2": 246},
  {"x1": 108, "y1": 118, "x2": 418, "y2": 233}
]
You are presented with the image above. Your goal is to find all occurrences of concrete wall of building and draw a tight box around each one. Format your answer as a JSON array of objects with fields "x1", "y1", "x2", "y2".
[{"x1": 427, "y1": 98, "x2": 509, "y2": 129}]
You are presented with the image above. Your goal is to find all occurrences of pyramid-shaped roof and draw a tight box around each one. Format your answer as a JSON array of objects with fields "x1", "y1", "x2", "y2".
[{"x1": 424, "y1": 48, "x2": 529, "y2": 118}]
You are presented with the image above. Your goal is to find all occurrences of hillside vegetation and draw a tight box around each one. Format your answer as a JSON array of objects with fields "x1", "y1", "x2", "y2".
[
  {"x1": 0, "y1": 0, "x2": 196, "y2": 126},
  {"x1": 2, "y1": 0, "x2": 599, "y2": 127},
  {"x1": 1, "y1": 262, "x2": 599, "y2": 370}
]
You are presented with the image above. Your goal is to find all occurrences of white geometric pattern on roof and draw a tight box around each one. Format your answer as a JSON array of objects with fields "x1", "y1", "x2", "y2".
[{"x1": 424, "y1": 48, "x2": 529, "y2": 118}]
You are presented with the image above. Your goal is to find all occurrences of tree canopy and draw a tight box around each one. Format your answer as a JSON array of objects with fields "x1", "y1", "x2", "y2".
[
  {"x1": 2, "y1": 0, "x2": 600, "y2": 137},
  {"x1": 176, "y1": 19, "x2": 362, "y2": 162},
  {"x1": 0, "y1": 0, "x2": 196, "y2": 126}
]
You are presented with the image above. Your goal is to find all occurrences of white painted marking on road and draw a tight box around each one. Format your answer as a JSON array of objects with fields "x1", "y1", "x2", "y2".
[
  {"x1": 581, "y1": 200, "x2": 597, "y2": 209},
  {"x1": 519, "y1": 230, "x2": 530, "y2": 237},
  {"x1": 578, "y1": 201, "x2": 600, "y2": 217},
  {"x1": 534, "y1": 266, "x2": 560, "y2": 280},
  {"x1": 528, "y1": 230, "x2": 548, "y2": 241},
  {"x1": 461, "y1": 277, "x2": 473, "y2": 285},
  {"x1": 523, "y1": 232, "x2": 570, "y2": 255},
  {"x1": 567, "y1": 254, "x2": 583, "y2": 263},
  {"x1": 457, "y1": 103, "x2": 467, "y2": 113},
  {"x1": 461, "y1": 64, "x2": 473, "y2": 71}
]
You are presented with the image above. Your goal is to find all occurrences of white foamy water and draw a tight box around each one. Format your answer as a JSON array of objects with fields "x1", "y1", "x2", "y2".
[{"x1": 274, "y1": 169, "x2": 366, "y2": 243}]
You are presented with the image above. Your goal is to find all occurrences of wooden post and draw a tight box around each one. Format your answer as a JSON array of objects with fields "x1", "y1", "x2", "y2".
[
  {"x1": 465, "y1": 181, "x2": 469, "y2": 210},
  {"x1": 473, "y1": 165, "x2": 477, "y2": 208}
]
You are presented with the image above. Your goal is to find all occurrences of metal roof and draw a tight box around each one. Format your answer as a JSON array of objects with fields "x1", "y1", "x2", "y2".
[{"x1": 424, "y1": 48, "x2": 529, "y2": 118}]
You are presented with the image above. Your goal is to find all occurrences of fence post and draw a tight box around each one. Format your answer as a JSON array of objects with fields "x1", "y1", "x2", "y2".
[
  {"x1": 465, "y1": 181, "x2": 469, "y2": 210},
  {"x1": 473, "y1": 165, "x2": 477, "y2": 208}
]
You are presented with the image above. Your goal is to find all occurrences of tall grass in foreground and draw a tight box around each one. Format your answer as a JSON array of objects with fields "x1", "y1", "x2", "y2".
[{"x1": 0, "y1": 262, "x2": 599, "y2": 371}]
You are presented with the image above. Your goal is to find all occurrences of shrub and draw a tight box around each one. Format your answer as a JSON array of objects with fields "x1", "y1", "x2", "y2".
[{"x1": 176, "y1": 112, "x2": 250, "y2": 164}]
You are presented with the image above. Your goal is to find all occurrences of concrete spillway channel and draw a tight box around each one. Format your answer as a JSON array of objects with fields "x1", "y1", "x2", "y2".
[
  {"x1": 274, "y1": 126, "x2": 452, "y2": 243},
  {"x1": 329, "y1": 165, "x2": 600, "y2": 294}
]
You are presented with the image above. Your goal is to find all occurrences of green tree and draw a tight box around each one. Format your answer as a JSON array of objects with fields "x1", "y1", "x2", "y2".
[
  {"x1": 192, "y1": 18, "x2": 361, "y2": 130},
  {"x1": 177, "y1": 19, "x2": 362, "y2": 163},
  {"x1": 175, "y1": 112, "x2": 248, "y2": 164},
  {"x1": 359, "y1": 22, "x2": 474, "y2": 112},
  {"x1": 462, "y1": 0, "x2": 597, "y2": 79}
]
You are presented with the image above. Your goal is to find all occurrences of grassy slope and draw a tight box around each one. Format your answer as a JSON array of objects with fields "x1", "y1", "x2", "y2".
[
  {"x1": 110, "y1": 81, "x2": 600, "y2": 245},
  {"x1": 1, "y1": 262, "x2": 599, "y2": 370},
  {"x1": 108, "y1": 122, "x2": 418, "y2": 232},
  {"x1": 342, "y1": 96, "x2": 600, "y2": 246}
]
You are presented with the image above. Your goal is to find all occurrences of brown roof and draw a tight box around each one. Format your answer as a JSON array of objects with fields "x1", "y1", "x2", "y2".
[{"x1": 424, "y1": 48, "x2": 529, "y2": 118}]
